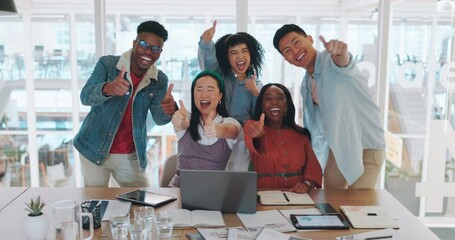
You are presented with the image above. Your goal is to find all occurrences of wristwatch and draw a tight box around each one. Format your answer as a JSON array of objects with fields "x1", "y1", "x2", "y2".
[{"x1": 304, "y1": 180, "x2": 316, "y2": 189}]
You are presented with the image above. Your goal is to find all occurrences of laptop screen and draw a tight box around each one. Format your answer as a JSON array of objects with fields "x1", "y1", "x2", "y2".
[{"x1": 179, "y1": 169, "x2": 257, "y2": 213}]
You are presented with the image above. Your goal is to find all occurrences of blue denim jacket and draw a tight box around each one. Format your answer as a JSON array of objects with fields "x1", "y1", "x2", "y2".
[{"x1": 73, "y1": 49, "x2": 172, "y2": 171}]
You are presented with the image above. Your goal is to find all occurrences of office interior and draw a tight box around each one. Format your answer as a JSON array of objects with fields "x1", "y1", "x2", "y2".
[{"x1": 0, "y1": 0, "x2": 454, "y2": 238}]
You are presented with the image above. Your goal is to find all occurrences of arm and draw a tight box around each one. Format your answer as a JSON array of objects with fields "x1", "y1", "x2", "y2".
[
  {"x1": 204, "y1": 112, "x2": 240, "y2": 140},
  {"x1": 198, "y1": 21, "x2": 221, "y2": 71},
  {"x1": 301, "y1": 137, "x2": 323, "y2": 188},
  {"x1": 80, "y1": 56, "x2": 126, "y2": 106},
  {"x1": 214, "y1": 122, "x2": 239, "y2": 140}
]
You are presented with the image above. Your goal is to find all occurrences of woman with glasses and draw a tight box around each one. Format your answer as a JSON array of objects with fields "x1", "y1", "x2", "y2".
[
  {"x1": 198, "y1": 20, "x2": 265, "y2": 171},
  {"x1": 169, "y1": 70, "x2": 241, "y2": 187},
  {"x1": 74, "y1": 20, "x2": 177, "y2": 187}
]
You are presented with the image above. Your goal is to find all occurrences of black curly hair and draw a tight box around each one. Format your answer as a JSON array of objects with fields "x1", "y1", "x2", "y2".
[
  {"x1": 137, "y1": 20, "x2": 168, "y2": 42},
  {"x1": 215, "y1": 32, "x2": 265, "y2": 78}
]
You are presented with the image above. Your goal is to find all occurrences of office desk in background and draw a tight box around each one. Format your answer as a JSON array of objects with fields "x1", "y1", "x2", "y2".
[{"x1": 0, "y1": 187, "x2": 438, "y2": 239}]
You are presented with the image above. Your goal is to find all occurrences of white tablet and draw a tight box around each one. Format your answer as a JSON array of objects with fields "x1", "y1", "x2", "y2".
[{"x1": 116, "y1": 190, "x2": 176, "y2": 207}]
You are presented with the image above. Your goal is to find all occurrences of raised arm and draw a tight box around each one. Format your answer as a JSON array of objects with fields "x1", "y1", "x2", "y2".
[{"x1": 198, "y1": 21, "x2": 220, "y2": 71}]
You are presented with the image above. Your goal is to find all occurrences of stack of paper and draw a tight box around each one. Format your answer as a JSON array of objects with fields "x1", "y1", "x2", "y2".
[{"x1": 237, "y1": 209, "x2": 296, "y2": 233}]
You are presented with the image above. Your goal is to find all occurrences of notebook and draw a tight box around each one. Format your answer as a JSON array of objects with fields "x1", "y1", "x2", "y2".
[
  {"x1": 340, "y1": 205, "x2": 399, "y2": 229},
  {"x1": 179, "y1": 169, "x2": 257, "y2": 213}
]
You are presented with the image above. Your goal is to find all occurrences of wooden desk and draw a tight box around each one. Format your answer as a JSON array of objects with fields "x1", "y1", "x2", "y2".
[{"x1": 0, "y1": 188, "x2": 438, "y2": 239}]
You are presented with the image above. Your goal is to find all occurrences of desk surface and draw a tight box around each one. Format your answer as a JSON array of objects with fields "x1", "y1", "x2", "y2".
[
  {"x1": 0, "y1": 187, "x2": 438, "y2": 239},
  {"x1": 0, "y1": 187, "x2": 28, "y2": 211}
]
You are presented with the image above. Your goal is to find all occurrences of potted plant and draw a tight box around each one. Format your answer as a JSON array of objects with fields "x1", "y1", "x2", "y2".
[{"x1": 23, "y1": 195, "x2": 49, "y2": 240}]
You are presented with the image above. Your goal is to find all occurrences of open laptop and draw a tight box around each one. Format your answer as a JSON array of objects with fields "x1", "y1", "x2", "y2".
[{"x1": 179, "y1": 169, "x2": 257, "y2": 213}]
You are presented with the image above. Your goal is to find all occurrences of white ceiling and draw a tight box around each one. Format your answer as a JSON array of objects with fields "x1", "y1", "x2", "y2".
[{"x1": 12, "y1": 0, "x2": 454, "y2": 21}]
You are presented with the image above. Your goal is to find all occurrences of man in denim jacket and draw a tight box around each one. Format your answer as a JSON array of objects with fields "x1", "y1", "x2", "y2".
[{"x1": 74, "y1": 21, "x2": 177, "y2": 187}]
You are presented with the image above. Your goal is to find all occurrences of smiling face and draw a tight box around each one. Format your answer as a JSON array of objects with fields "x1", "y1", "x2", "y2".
[
  {"x1": 227, "y1": 43, "x2": 251, "y2": 79},
  {"x1": 278, "y1": 31, "x2": 317, "y2": 73},
  {"x1": 131, "y1": 32, "x2": 164, "y2": 76},
  {"x1": 193, "y1": 76, "x2": 223, "y2": 119},
  {"x1": 261, "y1": 85, "x2": 287, "y2": 129}
]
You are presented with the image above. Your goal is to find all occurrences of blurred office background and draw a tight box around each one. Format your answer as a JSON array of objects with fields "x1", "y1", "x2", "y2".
[{"x1": 0, "y1": 0, "x2": 454, "y2": 238}]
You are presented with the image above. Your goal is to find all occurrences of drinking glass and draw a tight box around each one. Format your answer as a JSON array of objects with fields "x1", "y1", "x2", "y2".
[
  {"x1": 154, "y1": 211, "x2": 174, "y2": 240},
  {"x1": 129, "y1": 219, "x2": 148, "y2": 240},
  {"x1": 110, "y1": 211, "x2": 130, "y2": 240},
  {"x1": 134, "y1": 206, "x2": 154, "y2": 239}
]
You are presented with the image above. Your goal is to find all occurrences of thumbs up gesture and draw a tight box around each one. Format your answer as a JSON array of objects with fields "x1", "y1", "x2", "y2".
[
  {"x1": 247, "y1": 113, "x2": 265, "y2": 139},
  {"x1": 161, "y1": 83, "x2": 177, "y2": 116},
  {"x1": 204, "y1": 111, "x2": 217, "y2": 138},
  {"x1": 244, "y1": 72, "x2": 259, "y2": 96},
  {"x1": 172, "y1": 100, "x2": 189, "y2": 131},
  {"x1": 319, "y1": 35, "x2": 349, "y2": 67},
  {"x1": 201, "y1": 20, "x2": 217, "y2": 43},
  {"x1": 102, "y1": 66, "x2": 130, "y2": 96}
]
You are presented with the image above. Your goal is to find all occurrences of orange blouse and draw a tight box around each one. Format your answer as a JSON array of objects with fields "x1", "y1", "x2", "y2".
[{"x1": 244, "y1": 120, "x2": 322, "y2": 189}]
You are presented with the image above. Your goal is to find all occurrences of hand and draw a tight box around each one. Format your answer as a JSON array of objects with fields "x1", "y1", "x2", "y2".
[
  {"x1": 244, "y1": 73, "x2": 259, "y2": 96},
  {"x1": 102, "y1": 66, "x2": 130, "y2": 96},
  {"x1": 172, "y1": 100, "x2": 189, "y2": 131},
  {"x1": 161, "y1": 83, "x2": 177, "y2": 115},
  {"x1": 319, "y1": 36, "x2": 347, "y2": 56},
  {"x1": 203, "y1": 111, "x2": 217, "y2": 138},
  {"x1": 289, "y1": 182, "x2": 310, "y2": 194},
  {"x1": 246, "y1": 113, "x2": 265, "y2": 138},
  {"x1": 201, "y1": 20, "x2": 217, "y2": 43},
  {"x1": 319, "y1": 36, "x2": 349, "y2": 67}
]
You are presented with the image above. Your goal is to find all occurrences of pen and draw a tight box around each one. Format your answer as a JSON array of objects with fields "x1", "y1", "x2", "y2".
[{"x1": 364, "y1": 235, "x2": 393, "y2": 240}]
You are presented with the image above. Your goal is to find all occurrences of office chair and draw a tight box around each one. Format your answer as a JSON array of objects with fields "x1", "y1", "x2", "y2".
[{"x1": 159, "y1": 154, "x2": 177, "y2": 187}]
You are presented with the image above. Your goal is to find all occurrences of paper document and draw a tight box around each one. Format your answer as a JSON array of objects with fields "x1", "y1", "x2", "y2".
[
  {"x1": 254, "y1": 228, "x2": 312, "y2": 240},
  {"x1": 237, "y1": 209, "x2": 296, "y2": 233},
  {"x1": 167, "y1": 209, "x2": 225, "y2": 228}
]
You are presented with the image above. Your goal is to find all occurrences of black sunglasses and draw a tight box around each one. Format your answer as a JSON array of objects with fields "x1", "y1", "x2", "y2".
[{"x1": 138, "y1": 40, "x2": 163, "y2": 54}]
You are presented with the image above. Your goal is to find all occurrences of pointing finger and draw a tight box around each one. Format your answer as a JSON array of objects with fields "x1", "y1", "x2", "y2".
[{"x1": 213, "y1": 20, "x2": 217, "y2": 29}]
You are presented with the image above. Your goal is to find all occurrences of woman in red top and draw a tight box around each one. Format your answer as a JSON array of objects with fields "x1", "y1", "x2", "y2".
[{"x1": 244, "y1": 83, "x2": 322, "y2": 193}]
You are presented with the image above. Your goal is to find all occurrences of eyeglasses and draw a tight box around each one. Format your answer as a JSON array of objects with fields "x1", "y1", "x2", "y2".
[{"x1": 138, "y1": 40, "x2": 163, "y2": 54}]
